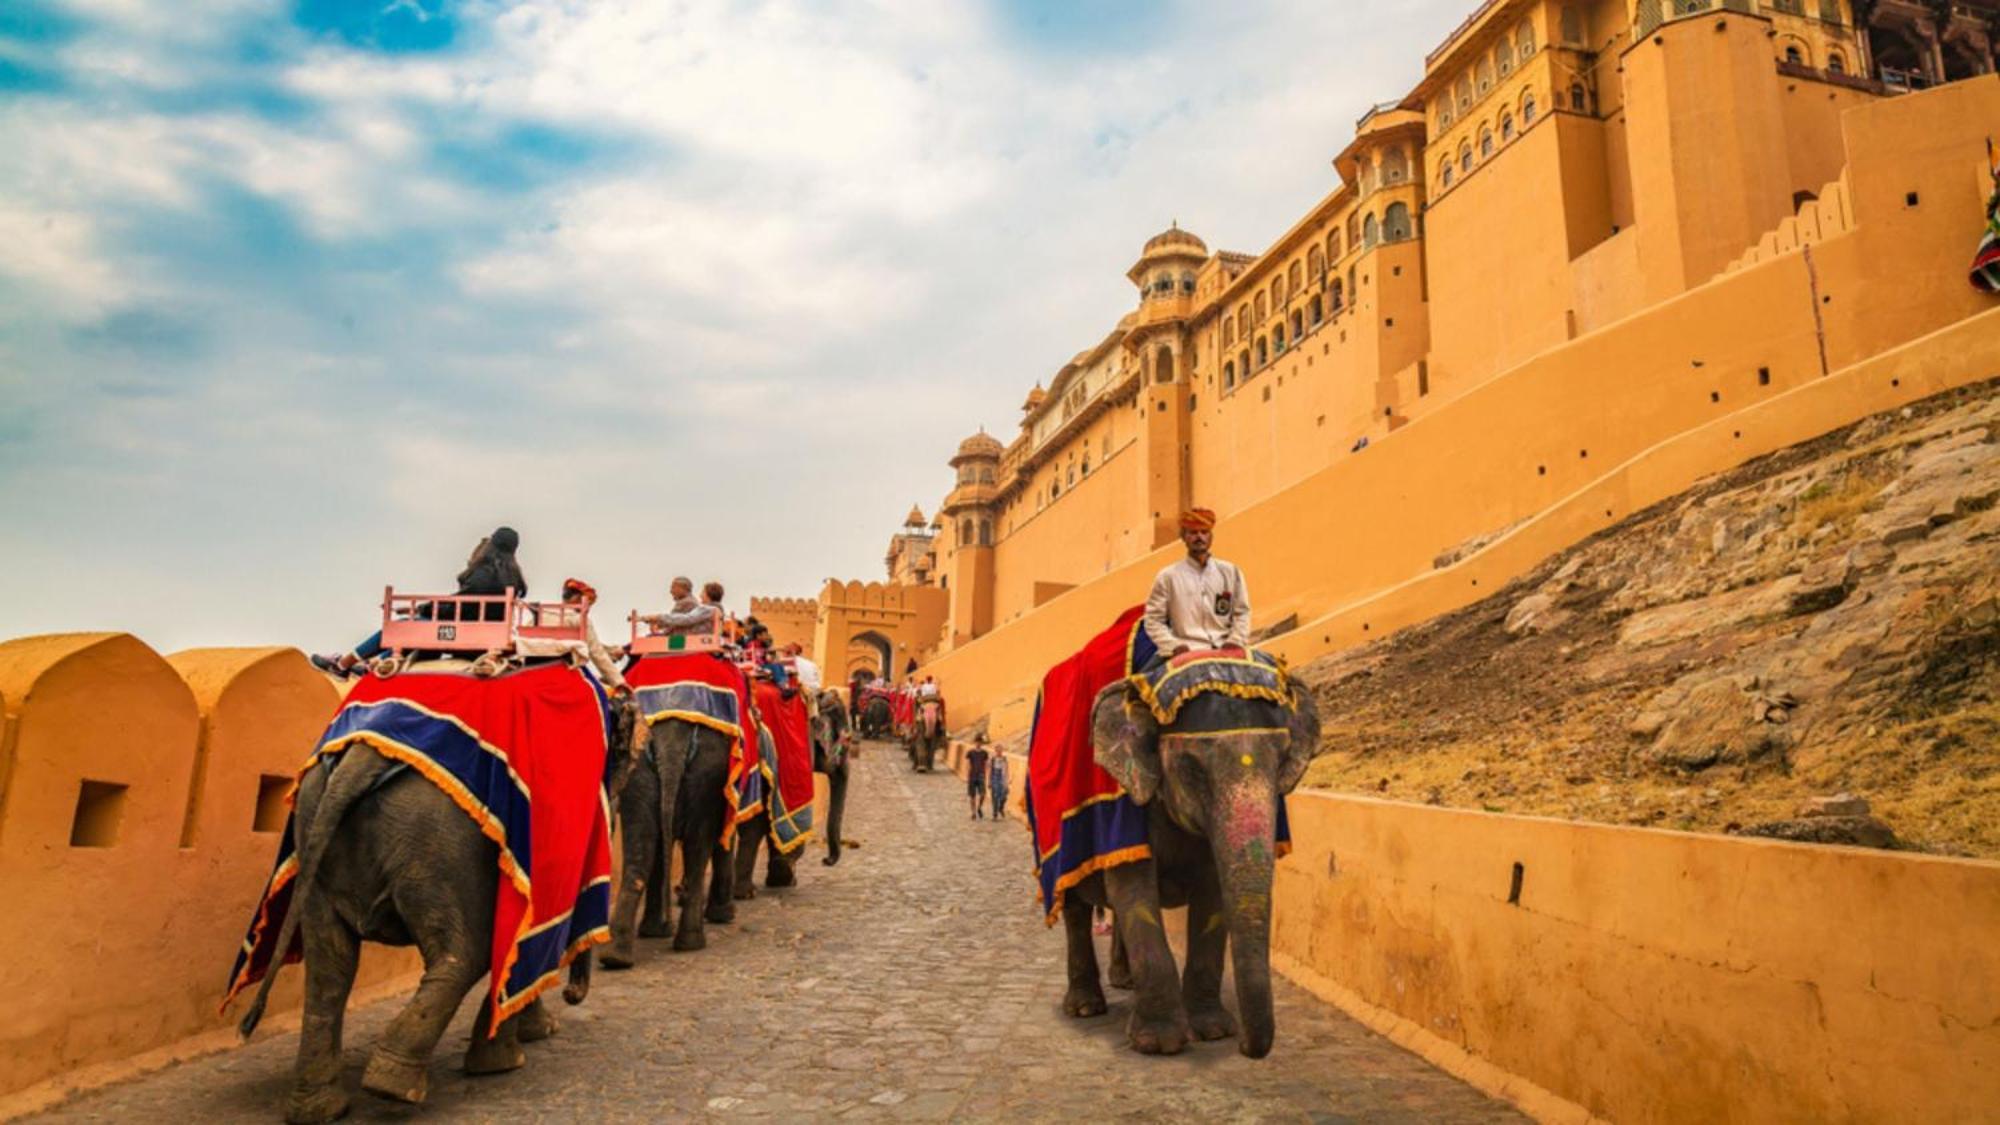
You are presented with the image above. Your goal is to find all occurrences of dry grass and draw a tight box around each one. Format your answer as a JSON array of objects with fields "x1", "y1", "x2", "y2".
[{"x1": 1790, "y1": 462, "x2": 1893, "y2": 541}]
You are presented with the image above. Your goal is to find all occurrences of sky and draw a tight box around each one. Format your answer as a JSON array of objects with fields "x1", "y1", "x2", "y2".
[{"x1": 0, "y1": 0, "x2": 1467, "y2": 653}]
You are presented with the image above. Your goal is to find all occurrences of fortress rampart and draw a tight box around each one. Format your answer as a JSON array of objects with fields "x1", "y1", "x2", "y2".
[
  {"x1": 0, "y1": 637, "x2": 419, "y2": 1112},
  {"x1": 923, "y1": 77, "x2": 2000, "y2": 738}
]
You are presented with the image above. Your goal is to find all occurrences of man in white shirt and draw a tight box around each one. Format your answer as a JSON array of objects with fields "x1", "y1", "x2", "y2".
[
  {"x1": 786, "y1": 643, "x2": 822, "y2": 693},
  {"x1": 1142, "y1": 507, "x2": 1250, "y2": 658}
]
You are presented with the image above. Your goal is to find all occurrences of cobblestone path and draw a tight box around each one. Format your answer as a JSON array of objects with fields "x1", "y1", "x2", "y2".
[{"x1": 32, "y1": 745, "x2": 1521, "y2": 1123}]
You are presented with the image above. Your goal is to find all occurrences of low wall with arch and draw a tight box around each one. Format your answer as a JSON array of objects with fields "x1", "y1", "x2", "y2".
[{"x1": 0, "y1": 636, "x2": 420, "y2": 1113}]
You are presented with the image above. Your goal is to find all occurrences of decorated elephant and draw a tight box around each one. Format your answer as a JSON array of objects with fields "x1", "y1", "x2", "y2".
[
  {"x1": 812, "y1": 688, "x2": 855, "y2": 866},
  {"x1": 860, "y1": 693, "x2": 893, "y2": 738},
  {"x1": 602, "y1": 714, "x2": 739, "y2": 964},
  {"x1": 1062, "y1": 675, "x2": 1323, "y2": 1058},
  {"x1": 908, "y1": 695, "x2": 945, "y2": 772},
  {"x1": 733, "y1": 678, "x2": 818, "y2": 897}
]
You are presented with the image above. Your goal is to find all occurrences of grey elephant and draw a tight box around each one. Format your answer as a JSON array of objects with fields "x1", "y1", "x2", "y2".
[
  {"x1": 812, "y1": 689, "x2": 855, "y2": 866},
  {"x1": 1061, "y1": 680, "x2": 1322, "y2": 1058},
  {"x1": 236, "y1": 737, "x2": 605, "y2": 1124},
  {"x1": 602, "y1": 714, "x2": 739, "y2": 965}
]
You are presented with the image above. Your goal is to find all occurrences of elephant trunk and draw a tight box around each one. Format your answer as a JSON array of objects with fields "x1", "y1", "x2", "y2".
[{"x1": 1211, "y1": 781, "x2": 1281, "y2": 1059}]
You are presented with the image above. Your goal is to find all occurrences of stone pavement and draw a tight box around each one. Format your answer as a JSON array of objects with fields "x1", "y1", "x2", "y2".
[{"x1": 30, "y1": 744, "x2": 1523, "y2": 1123}]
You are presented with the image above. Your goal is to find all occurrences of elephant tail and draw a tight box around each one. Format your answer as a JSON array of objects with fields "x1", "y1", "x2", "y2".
[{"x1": 238, "y1": 747, "x2": 396, "y2": 1039}]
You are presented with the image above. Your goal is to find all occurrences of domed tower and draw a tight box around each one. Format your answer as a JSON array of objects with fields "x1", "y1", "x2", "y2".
[
  {"x1": 942, "y1": 430, "x2": 1003, "y2": 645},
  {"x1": 1127, "y1": 223, "x2": 1208, "y2": 547}
]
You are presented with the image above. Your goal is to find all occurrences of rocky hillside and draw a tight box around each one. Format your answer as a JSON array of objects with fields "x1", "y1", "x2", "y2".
[{"x1": 1298, "y1": 379, "x2": 2000, "y2": 858}]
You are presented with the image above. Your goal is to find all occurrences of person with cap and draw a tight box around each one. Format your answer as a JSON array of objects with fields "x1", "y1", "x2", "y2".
[
  {"x1": 554, "y1": 577, "x2": 629, "y2": 695},
  {"x1": 1142, "y1": 507, "x2": 1250, "y2": 659}
]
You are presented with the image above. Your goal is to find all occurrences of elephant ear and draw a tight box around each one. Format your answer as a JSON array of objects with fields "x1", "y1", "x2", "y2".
[
  {"x1": 1276, "y1": 683, "x2": 1325, "y2": 795},
  {"x1": 1092, "y1": 681, "x2": 1162, "y2": 806}
]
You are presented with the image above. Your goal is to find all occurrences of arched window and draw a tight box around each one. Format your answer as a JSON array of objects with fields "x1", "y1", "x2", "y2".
[
  {"x1": 960, "y1": 518, "x2": 973, "y2": 543},
  {"x1": 1238, "y1": 304, "x2": 1251, "y2": 337},
  {"x1": 1384, "y1": 202, "x2": 1413, "y2": 242},
  {"x1": 1522, "y1": 89, "x2": 1538, "y2": 124},
  {"x1": 1442, "y1": 161, "x2": 1455, "y2": 189},
  {"x1": 1362, "y1": 212, "x2": 1379, "y2": 248},
  {"x1": 1560, "y1": 5, "x2": 1583, "y2": 44},
  {"x1": 1223, "y1": 360, "x2": 1235, "y2": 388},
  {"x1": 1307, "y1": 246, "x2": 1324, "y2": 278},
  {"x1": 1254, "y1": 293, "x2": 1267, "y2": 322},
  {"x1": 1477, "y1": 59, "x2": 1495, "y2": 94},
  {"x1": 1180, "y1": 271, "x2": 1196, "y2": 294},
  {"x1": 1221, "y1": 318, "x2": 1235, "y2": 348},
  {"x1": 1501, "y1": 112, "x2": 1515, "y2": 141},
  {"x1": 1273, "y1": 321, "x2": 1287, "y2": 351},
  {"x1": 1286, "y1": 262, "x2": 1301, "y2": 292},
  {"x1": 1290, "y1": 309, "x2": 1304, "y2": 339},
  {"x1": 1480, "y1": 127, "x2": 1494, "y2": 158},
  {"x1": 979, "y1": 519, "x2": 992, "y2": 546},
  {"x1": 1328, "y1": 230, "x2": 1342, "y2": 261},
  {"x1": 1436, "y1": 104, "x2": 1451, "y2": 131},
  {"x1": 1460, "y1": 143, "x2": 1473, "y2": 173},
  {"x1": 1332, "y1": 278, "x2": 1345, "y2": 310},
  {"x1": 1309, "y1": 294, "x2": 1323, "y2": 325},
  {"x1": 1496, "y1": 44, "x2": 1512, "y2": 77},
  {"x1": 1357, "y1": 154, "x2": 1374, "y2": 192},
  {"x1": 1238, "y1": 349, "x2": 1249, "y2": 376},
  {"x1": 1274, "y1": 276, "x2": 1287, "y2": 306},
  {"x1": 1570, "y1": 82, "x2": 1589, "y2": 114},
  {"x1": 1783, "y1": 43, "x2": 1804, "y2": 65},
  {"x1": 1456, "y1": 75, "x2": 1473, "y2": 111},
  {"x1": 1381, "y1": 147, "x2": 1408, "y2": 183},
  {"x1": 1827, "y1": 51, "x2": 1846, "y2": 74},
  {"x1": 1819, "y1": 0, "x2": 1843, "y2": 25},
  {"x1": 1346, "y1": 212, "x2": 1360, "y2": 247},
  {"x1": 1154, "y1": 345, "x2": 1174, "y2": 384},
  {"x1": 1256, "y1": 337, "x2": 1269, "y2": 366}
]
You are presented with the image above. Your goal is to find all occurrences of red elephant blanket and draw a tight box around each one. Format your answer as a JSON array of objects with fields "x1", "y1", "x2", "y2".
[
  {"x1": 625, "y1": 652, "x2": 752, "y2": 848},
  {"x1": 224, "y1": 661, "x2": 615, "y2": 1036},
  {"x1": 750, "y1": 680, "x2": 817, "y2": 854}
]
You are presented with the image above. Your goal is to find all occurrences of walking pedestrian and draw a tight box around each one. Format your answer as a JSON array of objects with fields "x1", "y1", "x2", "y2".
[
  {"x1": 965, "y1": 736, "x2": 990, "y2": 820},
  {"x1": 986, "y1": 738, "x2": 1009, "y2": 822}
]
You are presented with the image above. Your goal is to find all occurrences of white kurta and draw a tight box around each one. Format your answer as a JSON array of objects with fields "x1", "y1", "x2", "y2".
[{"x1": 1142, "y1": 555, "x2": 1251, "y2": 654}]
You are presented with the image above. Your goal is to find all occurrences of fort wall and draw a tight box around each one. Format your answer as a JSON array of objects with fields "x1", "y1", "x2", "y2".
[
  {"x1": 921, "y1": 77, "x2": 2000, "y2": 740},
  {"x1": 0, "y1": 637, "x2": 421, "y2": 1110},
  {"x1": 748, "y1": 596, "x2": 819, "y2": 658},
  {"x1": 1270, "y1": 791, "x2": 2000, "y2": 1123}
]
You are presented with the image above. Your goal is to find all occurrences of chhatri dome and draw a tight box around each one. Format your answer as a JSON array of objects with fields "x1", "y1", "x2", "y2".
[
  {"x1": 1141, "y1": 222, "x2": 1208, "y2": 256},
  {"x1": 904, "y1": 504, "x2": 927, "y2": 528},
  {"x1": 954, "y1": 431, "x2": 1004, "y2": 462},
  {"x1": 1128, "y1": 221, "x2": 1209, "y2": 287}
]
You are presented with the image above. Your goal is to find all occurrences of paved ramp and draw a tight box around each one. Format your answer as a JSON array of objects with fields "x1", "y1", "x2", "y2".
[{"x1": 30, "y1": 745, "x2": 1521, "y2": 1122}]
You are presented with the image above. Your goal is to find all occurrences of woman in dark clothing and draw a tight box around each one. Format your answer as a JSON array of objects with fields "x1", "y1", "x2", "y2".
[{"x1": 311, "y1": 526, "x2": 527, "y2": 675}]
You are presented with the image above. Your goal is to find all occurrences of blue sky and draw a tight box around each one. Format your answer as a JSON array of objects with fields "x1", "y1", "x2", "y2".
[{"x1": 0, "y1": 0, "x2": 1464, "y2": 651}]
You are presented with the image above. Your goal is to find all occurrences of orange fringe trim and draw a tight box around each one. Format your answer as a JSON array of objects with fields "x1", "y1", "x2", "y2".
[{"x1": 1041, "y1": 843, "x2": 1154, "y2": 927}]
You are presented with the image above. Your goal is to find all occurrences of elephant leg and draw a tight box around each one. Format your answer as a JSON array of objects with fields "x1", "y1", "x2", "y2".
[
  {"x1": 764, "y1": 830, "x2": 796, "y2": 888},
  {"x1": 1060, "y1": 890, "x2": 1108, "y2": 1018},
  {"x1": 1180, "y1": 858, "x2": 1237, "y2": 1042},
  {"x1": 605, "y1": 766, "x2": 656, "y2": 969},
  {"x1": 515, "y1": 995, "x2": 559, "y2": 1043},
  {"x1": 461, "y1": 994, "x2": 527, "y2": 1076},
  {"x1": 705, "y1": 832, "x2": 737, "y2": 924},
  {"x1": 361, "y1": 949, "x2": 484, "y2": 1103},
  {"x1": 1107, "y1": 916, "x2": 1135, "y2": 990},
  {"x1": 1105, "y1": 859, "x2": 1190, "y2": 1055},
  {"x1": 284, "y1": 897, "x2": 359, "y2": 1125},
  {"x1": 821, "y1": 765, "x2": 848, "y2": 866},
  {"x1": 732, "y1": 818, "x2": 763, "y2": 899},
  {"x1": 638, "y1": 833, "x2": 671, "y2": 938},
  {"x1": 677, "y1": 830, "x2": 715, "y2": 950}
]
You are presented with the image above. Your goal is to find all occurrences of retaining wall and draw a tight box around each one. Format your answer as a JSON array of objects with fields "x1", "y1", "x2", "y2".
[{"x1": 1271, "y1": 791, "x2": 2000, "y2": 1123}]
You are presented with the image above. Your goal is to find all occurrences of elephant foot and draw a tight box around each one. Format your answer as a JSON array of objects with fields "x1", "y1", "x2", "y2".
[
  {"x1": 461, "y1": 1034, "x2": 526, "y2": 1077},
  {"x1": 283, "y1": 1082, "x2": 350, "y2": 1124},
  {"x1": 1107, "y1": 962, "x2": 1135, "y2": 991},
  {"x1": 599, "y1": 939, "x2": 636, "y2": 971},
  {"x1": 672, "y1": 928, "x2": 707, "y2": 952},
  {"x1": 516, "y1": 1001, "x2": 558, "y2": 1043},
  {"x1": 1127, "y1": 1009, "x2": 1193, "y2": 1056},
  {"x1": 638, "y1": 919, "x2": 672, "y2": 939},
  {"x1": 704, "y1": 902, "x2": 736, "y2": 925},
  {"x1": 764, "y1": 870, "x2": 796, "y2": 889},
  {"x1": 1061, "y1": 984, "x2": 1108, "y2": 1018},
  {"x1": 734, "y1": 884, "x2": 757, "y2": 901},
  {"x1": 360, "y1": 1049, "x2": 430, "y2": 1104},
  {"x1": 1187, "y1": 1005, "x2": 1238, "y2": 1042}
]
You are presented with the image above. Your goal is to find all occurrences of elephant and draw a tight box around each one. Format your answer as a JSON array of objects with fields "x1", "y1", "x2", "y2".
[
  {"x1": 860, "y1": 694, "x2": 893, "y2": 738},
  {"x1": 908, "y1": 697, "x2": 945, "y2": 772},
  {"x1": 602, "y1": 714, "x2": 739, "y2": 965},
  {"x1": 812, "y1": 689, "x2": 855, "y2": 866},
  {"x1": 1060, "y1": 678, "x2": 1323, "y2": 1059},
  {"x1": 236, "y1": 739, "x2": 602, "y2": 1124}
]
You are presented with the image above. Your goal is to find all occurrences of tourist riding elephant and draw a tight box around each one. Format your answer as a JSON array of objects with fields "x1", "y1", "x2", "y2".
[
  {"x1": 813, "y1": 689, "x2": 855, "y2": 866},
  {"x1": 237, "y1": 735, "x2": 609, "y2": 1124},
  {"x1": 909, "y1": 695, "x2": 945, "y2": 772},
  {"x1": 861, "y1": 694, "x2": 893, "y2": 739},
  {"x1": 1062, "y1": 680, "x2": 1323, "y2": 1059},
  {"x1": 603, "y1": 715, "x2": 739, "y2": 964}
]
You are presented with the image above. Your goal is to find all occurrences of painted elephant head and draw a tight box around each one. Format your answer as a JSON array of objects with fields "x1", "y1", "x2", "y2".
[{"x1": 1090, "y1": 677, "x2": 1324, "y2": 1057}]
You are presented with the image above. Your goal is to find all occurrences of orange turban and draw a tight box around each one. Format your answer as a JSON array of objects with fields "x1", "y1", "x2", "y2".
[
  {"x1": 562, "y1": 577, "x2": 597, "y2": 601},
  {"x1": 1179, "y1": 508, "x2": 1217, "y2": 531}
]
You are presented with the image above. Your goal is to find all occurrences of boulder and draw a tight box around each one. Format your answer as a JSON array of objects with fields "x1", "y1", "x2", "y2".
[
  {"x1": 1505, "y1": 593, "x2": 1563, "y2": 637},
  {"x1": 1734, "y1": 816, "x2": 1897, "y2": 850},
  {"x1": 1799, "y1": 792, "x2": 1871, "y2": 818}
]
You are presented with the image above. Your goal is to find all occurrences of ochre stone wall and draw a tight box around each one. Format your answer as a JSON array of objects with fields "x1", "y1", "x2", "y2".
[
  {"x1": 1271, "y1": 791, "x2": 2000, "y2": 1123},
  {"x1": 0, "y1": 637, "x2": 419, "y2": 1108},
  {"x1": 748, "y1": 596, "x2": 818, "y2": 658},
  {"x1": 922, "y1": 77, "x2": 2000, "y2": 740}
]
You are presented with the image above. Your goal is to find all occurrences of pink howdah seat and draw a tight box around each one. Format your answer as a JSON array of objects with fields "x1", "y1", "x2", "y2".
[
  {"x1": 626, "y1": 612, "x2": 727, "y2": 657},
  {"x1": 378, "y1": 586, "x2": 587, "y2": 656}
]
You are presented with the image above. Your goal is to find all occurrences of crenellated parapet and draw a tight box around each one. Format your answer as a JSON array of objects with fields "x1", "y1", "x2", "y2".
[{"x1": 0, "y1": 634, "x2": 420, "y2": 1108}]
